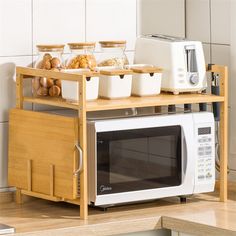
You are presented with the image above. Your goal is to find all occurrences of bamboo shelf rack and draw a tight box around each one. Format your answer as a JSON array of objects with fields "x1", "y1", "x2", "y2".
[{"x1": 8, "y1": 65, "x2": 228, "y2": 220}]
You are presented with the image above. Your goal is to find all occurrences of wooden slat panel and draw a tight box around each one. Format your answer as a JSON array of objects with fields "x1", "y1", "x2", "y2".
[{"x1": 8, "y1": 109, "x2": 78, "y2": 199}]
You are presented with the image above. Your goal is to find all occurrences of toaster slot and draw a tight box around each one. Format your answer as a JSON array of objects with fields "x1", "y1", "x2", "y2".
[{"x1": 185, "y1": 45, "x2": 198, "y2": 73}]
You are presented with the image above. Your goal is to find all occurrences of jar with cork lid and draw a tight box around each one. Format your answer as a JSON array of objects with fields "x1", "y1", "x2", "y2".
[
  {"x1": 33, "y1": 44, "x2": 65, "y2": 97},
  {"x1": 66, "y1": 42, "x2": 97, "y2": 70},
  {"x1": 98, "y1": 41, "x2": 129, "y2": 68}
]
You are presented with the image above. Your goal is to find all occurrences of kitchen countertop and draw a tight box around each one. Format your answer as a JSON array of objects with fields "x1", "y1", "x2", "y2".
[{"x1": 0, "y1": 184, "x2": 236, "y2": 236}]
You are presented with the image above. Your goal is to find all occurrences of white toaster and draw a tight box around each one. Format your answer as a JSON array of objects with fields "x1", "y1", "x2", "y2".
[{"x1": 134, "y1": 35, "x2": 207, "y2": 94}]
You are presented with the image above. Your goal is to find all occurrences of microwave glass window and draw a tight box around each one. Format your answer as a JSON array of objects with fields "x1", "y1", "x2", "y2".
[{"x1": 96, "y1": 125, "x2": 182, "y2": 195}]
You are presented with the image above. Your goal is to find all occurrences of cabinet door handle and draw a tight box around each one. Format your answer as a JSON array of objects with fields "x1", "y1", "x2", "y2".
[{"x1": 74, "y1": 143, "x2": 83, "y2": 176}]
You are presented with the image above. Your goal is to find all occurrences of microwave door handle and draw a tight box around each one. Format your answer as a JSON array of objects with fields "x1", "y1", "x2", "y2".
[{"x1": 74, "y1": 143, "x2": 83, "y2": 176}]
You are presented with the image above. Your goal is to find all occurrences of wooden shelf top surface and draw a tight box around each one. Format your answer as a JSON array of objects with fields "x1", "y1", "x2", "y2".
[{"x1": 24, "y1": 93, "x2": 224, "y2": 112}]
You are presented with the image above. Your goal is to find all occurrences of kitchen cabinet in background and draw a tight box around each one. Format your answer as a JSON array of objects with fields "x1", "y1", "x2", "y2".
[
  {"x1": 137, "y1": 0, "x2": 185, "y2": 38},
  {"x1": 186, "y1": 0, "x2": 210, "y2": 43},
  {"x1": 211, "y1": 44, "x2": 230, "y2": 67},
  {"x1": 202, "y1": 43, "x2": 211, "y2": 64},
  {"x1": 211, "y1": 0, "x2": 230, "y2": 45}
]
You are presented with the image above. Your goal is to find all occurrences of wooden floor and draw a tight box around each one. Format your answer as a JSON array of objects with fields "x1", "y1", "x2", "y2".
[{"x1": 0, "y1": 185, "x2": 235, "y2": 235}]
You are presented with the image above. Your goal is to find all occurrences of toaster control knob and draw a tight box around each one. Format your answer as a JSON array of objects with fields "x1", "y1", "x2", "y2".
[{"x1": 190, "y1": 74, "x2": 199, "y2": 85}]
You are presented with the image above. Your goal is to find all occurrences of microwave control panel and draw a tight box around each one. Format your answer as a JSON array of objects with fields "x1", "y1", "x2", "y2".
[{"x1": 196, "y1": 126, "x2": 215, "y2": 182}]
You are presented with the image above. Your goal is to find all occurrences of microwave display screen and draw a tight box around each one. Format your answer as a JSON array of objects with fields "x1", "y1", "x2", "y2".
[
  {"x1": 198, "y1": 127, "x2": 211, "y2": 135},
  {"x1": 96, "y1": 125, "x2": 182, "y2": 195}
]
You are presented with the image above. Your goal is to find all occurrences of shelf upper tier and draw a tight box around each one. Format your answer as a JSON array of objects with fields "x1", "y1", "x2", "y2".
[{"x1": 23, "y1": 93, "x2": 224, "y2": 112}]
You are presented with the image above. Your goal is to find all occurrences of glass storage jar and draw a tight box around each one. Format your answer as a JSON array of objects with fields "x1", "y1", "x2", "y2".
[
  {"x1": 98, "y1": 41, "x2": 129, "y2": 67},
  {"x1": 66, "y1": 42, "x2": 97, "y2": 70},
  {"x1": 33, "y1": 44, "x2": 65, "y2": 97}
]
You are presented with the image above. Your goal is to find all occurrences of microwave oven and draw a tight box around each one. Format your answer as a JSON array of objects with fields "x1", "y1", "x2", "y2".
[{"x1": 87, "y1": 112, "x2": 215, "y2": 206}]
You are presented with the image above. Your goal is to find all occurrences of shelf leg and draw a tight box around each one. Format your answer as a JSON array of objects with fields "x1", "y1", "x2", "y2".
[
  {"x1": 219, "y1": 66, "x2": 228, "y2": 202},
  {"x1": 15, "y1": 188, "x2": 23, "y2": 204},
  {"x1": 78, "y1": 76, "x2": 88, "y2": 220}
]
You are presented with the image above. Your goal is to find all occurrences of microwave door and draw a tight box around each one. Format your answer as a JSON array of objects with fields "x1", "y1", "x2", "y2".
[{"x1": 96, "y1": 125, "x2": 182, "y2": 196}]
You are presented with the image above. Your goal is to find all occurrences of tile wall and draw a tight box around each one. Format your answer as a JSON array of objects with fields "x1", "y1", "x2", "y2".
[
  {"x1": 0, "y1": 0, "x2": 233, "y2": 188},
  {"x1": 0, "y1": 0, "x2": 137, "y2": 188}
]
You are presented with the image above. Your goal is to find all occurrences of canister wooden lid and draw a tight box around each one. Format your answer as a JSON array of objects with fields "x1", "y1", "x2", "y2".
[
  {"x1": 65, "y1": 70, "x2": 99, "y2": 78},
  {"x1": 99, "y1": 41, "x2": 126, "y2": 48},
  {"x1": 131, "y1": 66, "x2": 163, "y2": 73},
  {"x1": 100, "y1": 69, "x2": 133, "y2": 76},
  {"x1": 68, "y1": 42, "x2": 96, "y2": 49},
  {"x1": 36, "y1": 44, "x2": 65, "y2": 51}
]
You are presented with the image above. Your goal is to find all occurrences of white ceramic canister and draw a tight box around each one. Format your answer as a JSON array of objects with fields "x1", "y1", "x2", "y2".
[
  {"x1": 99, "y1": 69, "x2": 133, "y2": 99},
  {"x1": 127, "y1": 65, "x2": 163, "y2": 96},
  {"x1": 61, "y1": 69, "x2": 99, "y2": 102}
]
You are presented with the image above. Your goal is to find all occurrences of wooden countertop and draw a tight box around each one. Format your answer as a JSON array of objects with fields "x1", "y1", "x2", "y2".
[{"x1": 0, "y1": 186, "x2": 236, "y2": 236}]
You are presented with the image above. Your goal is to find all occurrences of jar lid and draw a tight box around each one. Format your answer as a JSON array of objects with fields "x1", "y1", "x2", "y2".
[
  {"x1": 100, "y1": 69, "x2": 132, "y2": 76},
  {"x1": 99, "y1": 41, "x2": 126, "y2": 48},
  {"x1": 68, "y1": 42, "x2": 96, "y2": 49},
  {"x1": 37, "y1": 44, "x2": 65, "y2": 52},
  {"x1": 63, "y1": 69, "x2": 99, "y2": 78},
  {"x1": 131, "y1": 66, "x2": 163, "y2": 73}
]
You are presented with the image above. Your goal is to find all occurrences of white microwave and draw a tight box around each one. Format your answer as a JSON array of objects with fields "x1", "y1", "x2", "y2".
[{"x1": 87, "y1": 112, "x2": 215, "y2": 206}]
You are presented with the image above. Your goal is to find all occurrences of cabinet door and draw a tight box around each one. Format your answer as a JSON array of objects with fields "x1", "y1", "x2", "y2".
[
  {"x1": 138, "y1": 0, "x2": 185, "y2": 38},
  {"x1": 8, "y1": 109, "x2": 79, "y2": 200},
  {"x1": 186, "y1": 0, "x2": 210, "y2": 43},
  {"x1": 211, "y1": 0, "x2": 230, "y2": 45}
]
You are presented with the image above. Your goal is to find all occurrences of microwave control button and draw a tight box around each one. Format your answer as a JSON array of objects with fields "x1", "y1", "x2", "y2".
[
  {"x1": 198, "y1": 147, "x2": 204, "y2": 152},
  {"x1": 198, "y1": 151, "x2": 204, "y2": 156},
  {"x1": 206, "y1": 173, "x2": 212, "y2": 179},
  {"x1": 198, "y1": 168, "x2": 204, "y2": 173},
  {"x1": 198, "y1": 158, "x2": 204, "y2": 163},
  {"x1": 198, "y1": 164, "x2": 204, "y2": 168},
  {"x1": 198, "y1": 175, "x2": 205, "y2": 180},
  {"x1": 205, "y1": 150, "x2": 212, "y2": 156},
  {"x1": 189, "y1": 74, "x2": 199, "y2": 85}
]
